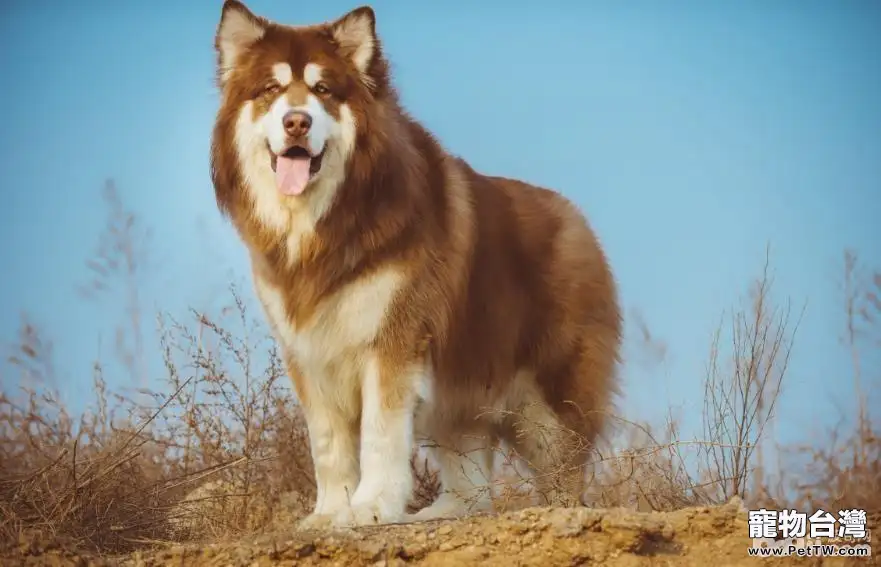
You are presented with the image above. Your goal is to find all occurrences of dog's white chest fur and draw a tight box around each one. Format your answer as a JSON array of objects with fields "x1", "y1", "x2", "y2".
[{"x1": 253, "y1": 264, "x2": 405, "y2": 402}]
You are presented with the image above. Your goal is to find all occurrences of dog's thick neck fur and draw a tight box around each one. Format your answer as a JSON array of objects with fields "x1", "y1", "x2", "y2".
[{"x1": 209, "y1": 5, "x2": 464, "y2": 353}]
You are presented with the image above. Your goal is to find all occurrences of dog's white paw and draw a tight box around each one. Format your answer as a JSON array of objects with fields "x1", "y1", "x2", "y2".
[
  {"x1": 296, "y1": 511, "x2": 339, "y2": 532},
  {"x1": 332, "y1": 502, "x2": 404, "y2": 528},
  {"x1": 408, "y1": 503, "x2": 464, "y2": 523},
  {"x1": 408, "y1": 493, "x2": 492, "y2": 523}
]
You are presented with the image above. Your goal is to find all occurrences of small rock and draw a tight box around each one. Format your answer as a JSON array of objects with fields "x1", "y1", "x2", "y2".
[
  {"x1": 550, "y1": 515, "x2": 584, "y2": 537},
  {"x1": 438, "y1": 541, "x2": 461, "y2": 552}
]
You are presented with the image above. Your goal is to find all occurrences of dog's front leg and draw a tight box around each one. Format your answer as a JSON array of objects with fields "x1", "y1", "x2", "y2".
[
  {"x1": 297, "y1": 393, "x2": 360, "y2": 531},
  {"x1": 333, "y1": 355, "x2": 415, "y2": 527}
]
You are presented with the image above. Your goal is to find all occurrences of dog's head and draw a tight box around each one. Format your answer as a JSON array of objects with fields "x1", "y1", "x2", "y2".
[{"x1": 213, "y1": 1, "x2": 388, "y2": 203}]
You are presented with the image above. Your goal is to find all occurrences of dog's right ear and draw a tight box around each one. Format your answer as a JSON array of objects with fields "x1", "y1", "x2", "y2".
[{"x1": 215, "y1": 0, "x2": 267, "y2": 87}]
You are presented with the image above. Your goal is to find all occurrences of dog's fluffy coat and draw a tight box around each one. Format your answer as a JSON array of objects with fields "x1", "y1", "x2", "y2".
[{"x1": 210, "y1": 0, "x2": 623, "y2": 529}]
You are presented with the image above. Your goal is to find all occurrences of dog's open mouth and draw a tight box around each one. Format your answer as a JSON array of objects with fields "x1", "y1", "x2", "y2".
[{"x1": 271, "y1": 145, "x2": 324, "y2": 196}]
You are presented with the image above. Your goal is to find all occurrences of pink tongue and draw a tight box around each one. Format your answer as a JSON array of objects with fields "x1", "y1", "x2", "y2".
[{"x1": 275, "y1": 155, "x2": 311, "y2": 196}]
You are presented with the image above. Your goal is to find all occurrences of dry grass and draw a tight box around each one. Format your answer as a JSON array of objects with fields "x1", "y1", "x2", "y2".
[
  {"x1": 0, "y1": 186, "x2": 877, "y2": 556},
  {"x1": 754, "y1": 250, "x2": 881, "y2": 518}
]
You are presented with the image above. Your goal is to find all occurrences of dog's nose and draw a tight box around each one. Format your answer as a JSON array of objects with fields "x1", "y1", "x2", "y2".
[{"x1": 283, "y1": 110, "x2": 312, "y2": 137}]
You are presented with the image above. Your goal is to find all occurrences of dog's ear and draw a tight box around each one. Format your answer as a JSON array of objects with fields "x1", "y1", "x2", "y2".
[
  {"x1": 329, "y1": 6, "x2": 378, "y2": 77},
  {"x1": 215, "y1": 0, "x2": 267, "y2": 87}
]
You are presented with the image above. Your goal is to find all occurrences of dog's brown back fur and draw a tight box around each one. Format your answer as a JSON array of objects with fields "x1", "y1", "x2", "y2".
[{"x1": 211, "y1": 1, "x2": 622, "y2": 510}]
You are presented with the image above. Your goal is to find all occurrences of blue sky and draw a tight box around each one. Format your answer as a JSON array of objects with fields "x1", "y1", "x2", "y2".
[{"x1": 0, "y1": 0, "x2": 879, "y2": 455}]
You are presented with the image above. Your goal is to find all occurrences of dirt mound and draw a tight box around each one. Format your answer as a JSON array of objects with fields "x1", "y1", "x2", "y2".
[{"x1": 5, "y1": 499, "x2": 874, "y2": 566}]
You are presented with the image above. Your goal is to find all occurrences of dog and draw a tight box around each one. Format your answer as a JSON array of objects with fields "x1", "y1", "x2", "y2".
[{"x1": 209, "y1": 0, "x2": 623, "y2": 530}]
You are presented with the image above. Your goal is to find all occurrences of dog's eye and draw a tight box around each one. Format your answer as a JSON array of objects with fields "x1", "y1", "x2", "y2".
[
  {"x1": 261, "y1": 83, "x2": 282, "y2": 97},
  {"x1": 313, "y1": 82, "x2": 331, "y2": 96}
]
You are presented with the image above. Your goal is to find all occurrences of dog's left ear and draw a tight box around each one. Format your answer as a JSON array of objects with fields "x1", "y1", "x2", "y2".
[
  {"x1": 330, "y1": 6, "x2": 378, "y2": 77},
  {"x1": 215, "y1": 0, "x2": 267, "y2": 87}
]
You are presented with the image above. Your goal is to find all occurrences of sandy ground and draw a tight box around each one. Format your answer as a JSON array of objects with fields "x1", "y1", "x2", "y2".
[{"x1": 5, "y1": 499, "x2": 877, "y2": 566}]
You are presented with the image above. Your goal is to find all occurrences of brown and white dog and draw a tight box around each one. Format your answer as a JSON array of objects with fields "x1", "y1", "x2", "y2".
[{"x1": 210, "y1": 0, "x2": 623, "y2": 530}]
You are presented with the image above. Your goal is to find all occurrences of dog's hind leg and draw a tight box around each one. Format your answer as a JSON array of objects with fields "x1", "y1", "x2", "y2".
[
  {"x1": 505, "y1": 400, "x2": 589, "y2": 508},
  {"x1": 409, "y1": 430, "x2": 496, "y2": 522}
]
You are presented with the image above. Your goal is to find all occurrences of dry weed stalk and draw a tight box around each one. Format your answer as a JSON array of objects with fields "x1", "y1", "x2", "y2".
[
  {"x1": 412, "y1": 406, "x2": 746, "y2": 516},
  {"x1": 701, "y1": 244, "x2": 803, "y2": 502},
  {"x1": 79, "y1": 180, "x2": 153, "y2": 390},
  {"x1": 761, "y1": 251, "x2": 881, "y2": 515},
  {"x1": 0, "y1": 354, "x2": 193, "y2": 552}
]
